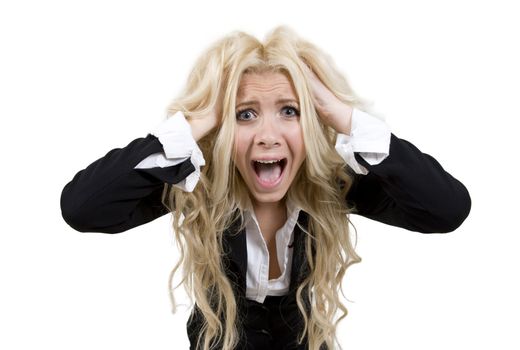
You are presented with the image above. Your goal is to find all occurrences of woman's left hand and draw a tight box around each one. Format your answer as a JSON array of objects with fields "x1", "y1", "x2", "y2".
[{"x1": 306, "y1": 66, "x2": 353, "y2": 135}]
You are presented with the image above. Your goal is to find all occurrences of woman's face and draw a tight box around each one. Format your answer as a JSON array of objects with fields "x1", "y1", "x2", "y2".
[{"x1": 233, "y1": 71, "x2": 306, "y2": 206}]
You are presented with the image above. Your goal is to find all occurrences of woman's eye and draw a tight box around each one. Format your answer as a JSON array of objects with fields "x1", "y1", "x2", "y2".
[
  {"x1": 236, "y1": 109, "x2": 255, "y2": 121},
  {"x1": 282, "y1": 106, "x2": 300, "y2": 117}
]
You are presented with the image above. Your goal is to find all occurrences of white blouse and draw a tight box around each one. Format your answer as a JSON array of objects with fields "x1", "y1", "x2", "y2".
[{"x1": 134, "y1": 108, "x2": 391, "y2": 303}]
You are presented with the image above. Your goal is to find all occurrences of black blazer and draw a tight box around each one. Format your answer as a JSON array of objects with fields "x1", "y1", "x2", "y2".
[{"x1": 60, "y1": 132, "x2": 471, "y2": 347}]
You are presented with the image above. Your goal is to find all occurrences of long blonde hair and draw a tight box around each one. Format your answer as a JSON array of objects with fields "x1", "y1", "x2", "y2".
[{"x1": 163, "y1": 26, "x2": 370, "y2": 350}]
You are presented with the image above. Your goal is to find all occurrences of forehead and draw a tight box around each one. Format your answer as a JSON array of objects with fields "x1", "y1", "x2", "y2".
[{"x1": 236, "y1": 71, "x2": 298, "y2": 101}]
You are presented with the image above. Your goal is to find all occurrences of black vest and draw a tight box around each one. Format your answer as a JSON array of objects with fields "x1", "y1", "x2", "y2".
[{"x1": 186, "y1": 211, "x2": 316, "y2": 349}]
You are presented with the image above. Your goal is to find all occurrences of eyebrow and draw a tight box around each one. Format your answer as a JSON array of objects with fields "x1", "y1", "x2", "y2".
[{"x1": 235, "y1": 98, "x2": 299, "y2": 109}]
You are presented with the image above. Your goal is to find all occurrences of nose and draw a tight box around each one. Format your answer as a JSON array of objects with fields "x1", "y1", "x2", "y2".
[{"x1": 254, "y1": 115, "x2": 281, "y2": 148}]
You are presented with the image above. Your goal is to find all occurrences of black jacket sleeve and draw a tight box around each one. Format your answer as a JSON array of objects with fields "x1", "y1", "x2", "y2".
[
  {"x1": 60, "y1": 134, "x2": 194, "y2": 233},
  {"x1": 61, "y1": 132, "x2": 471, "y2": 235},
  {"x1": 346, "y1": 133, "x2": 471, "y2": 233}
]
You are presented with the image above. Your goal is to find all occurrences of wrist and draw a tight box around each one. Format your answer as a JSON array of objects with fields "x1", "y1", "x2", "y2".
[
  {"x1": 188, "y1": 116, "x2": 217, "y2": 141},
  {"x1": 188, "y1": 119, "x2": 208, "y2": 141},
  {"x1": 330, "y1": 103, "x2": 353, "y2": 135}
]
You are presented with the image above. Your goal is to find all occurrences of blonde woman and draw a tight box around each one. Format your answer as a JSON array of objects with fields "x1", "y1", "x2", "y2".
[{"x1": 60, "y1": 26, "x2": 471, "y2": 350}]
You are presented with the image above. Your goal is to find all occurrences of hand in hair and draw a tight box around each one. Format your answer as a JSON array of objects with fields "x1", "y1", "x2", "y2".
[
  {"x1": 306, "y1": 66, "x2": 353, "y2": 135},
  {"x1": 187, "y1": 105, "x2": 221, "y2": 141}
]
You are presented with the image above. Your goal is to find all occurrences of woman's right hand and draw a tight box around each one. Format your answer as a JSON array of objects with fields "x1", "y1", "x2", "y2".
[{"x1": 187, "y1": 106, "x2": 220, "y2": 141}]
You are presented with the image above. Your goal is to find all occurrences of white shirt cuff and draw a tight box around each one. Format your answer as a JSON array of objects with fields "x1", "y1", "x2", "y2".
[
  {"x1": 133, "y1": 111, "x2": 204, "y2": 192},
  {"x1": 335, "y1": 108, "x2": 391, "y2": 175}
]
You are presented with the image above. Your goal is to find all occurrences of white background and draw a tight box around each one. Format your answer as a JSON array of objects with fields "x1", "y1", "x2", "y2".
[{"x1": 1, "y1": 0, "x2": 518, "y2": 349}]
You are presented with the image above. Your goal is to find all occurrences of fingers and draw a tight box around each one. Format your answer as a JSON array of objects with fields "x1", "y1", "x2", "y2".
[{"x1": 301, "y1": 63, "x2": 353, "y2": 134}]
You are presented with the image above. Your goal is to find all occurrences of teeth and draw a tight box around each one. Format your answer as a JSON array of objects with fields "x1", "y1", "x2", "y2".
[{"x1": 255, "y1": 160, "x2": 280, "y2": 164}]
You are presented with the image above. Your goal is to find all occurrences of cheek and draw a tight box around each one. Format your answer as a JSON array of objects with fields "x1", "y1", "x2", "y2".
[{"x1": 287, "y1": 127, "x2": 306, "y2": 159}]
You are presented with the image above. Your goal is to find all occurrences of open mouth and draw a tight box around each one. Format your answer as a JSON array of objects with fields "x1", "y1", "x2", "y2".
[{"x1": 251, "y1": 158, "x2": 287, "y2": 186}]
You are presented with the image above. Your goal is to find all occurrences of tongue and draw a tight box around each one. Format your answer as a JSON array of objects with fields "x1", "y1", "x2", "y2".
[{"x1": 256, "y1": 162, "x2": 282, "y2": 183}]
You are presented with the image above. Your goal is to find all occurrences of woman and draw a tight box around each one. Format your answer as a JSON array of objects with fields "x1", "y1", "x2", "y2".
[{"x1": 60, "y1": 26, "x2": 471, "y2": 350}]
